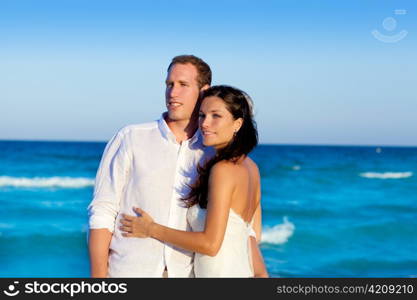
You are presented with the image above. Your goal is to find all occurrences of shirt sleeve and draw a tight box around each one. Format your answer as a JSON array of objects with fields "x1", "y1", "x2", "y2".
[
  {"x1": 87, "y1": 129, "x2": 130, "y2": 233},
  {"x1": 249, "y1": 224, "x2": 257, "y2": 238}
]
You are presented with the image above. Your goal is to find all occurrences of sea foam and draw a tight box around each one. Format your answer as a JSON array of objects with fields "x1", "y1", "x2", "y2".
[
  {"x1": 0, "y1": 176, "x2": 94, "y2": 188},
  {"x1": 359, "y1": 172, "x2": 413, "y2": 179},
  {"x1": 261, "y1": 217, "x2": 295, "y2": 245}
]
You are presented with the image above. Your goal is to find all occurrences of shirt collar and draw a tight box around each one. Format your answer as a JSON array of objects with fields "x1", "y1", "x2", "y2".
[
  {"x1": 190, "y1": 129, "x2": 202, "y2": 145},
  {"x1": 158, "y1": 112, "x2": 202, "y2": 146}
]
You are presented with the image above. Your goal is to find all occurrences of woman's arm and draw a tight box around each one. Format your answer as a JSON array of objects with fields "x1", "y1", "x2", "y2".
[{"x1": 121, "y1": 162, "x2": 235, "y2": 257}]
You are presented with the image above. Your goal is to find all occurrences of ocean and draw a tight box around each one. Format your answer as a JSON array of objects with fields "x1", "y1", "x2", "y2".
[{"x1": 0, "y1": 140, "x2": 416, "y2": 277}]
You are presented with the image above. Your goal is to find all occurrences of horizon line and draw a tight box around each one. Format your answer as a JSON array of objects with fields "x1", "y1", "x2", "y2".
[{"x1": 0, "y1": 138, "x2": 416, "y2": 148}]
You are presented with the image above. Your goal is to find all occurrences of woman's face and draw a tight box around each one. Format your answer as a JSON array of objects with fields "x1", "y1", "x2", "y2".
[{"x1": 199, "y1": 96, "x2": 242, "y2": 149}]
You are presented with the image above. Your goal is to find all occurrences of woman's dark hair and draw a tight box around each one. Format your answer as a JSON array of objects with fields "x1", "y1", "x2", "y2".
[{"x1": 183, "y1": 85, "x2": 258, "y2": 208}]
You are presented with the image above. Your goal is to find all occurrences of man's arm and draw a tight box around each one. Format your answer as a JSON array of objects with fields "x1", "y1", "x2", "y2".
[
  {"x1": 249, "y1": 202, "x2": 269, "y2": 277},
  {"x1": 250, "y1": 236, "x2": 269, "y2": 278},
  {"x1": 250, "y1": 175, "x2": 268, "y2": 277},
  {"x1": 87, "y1": 129, "x2": 130, "y2": 277},
  {"x1": 88, "y1": 229, "x2": 112, "y2": 278}
]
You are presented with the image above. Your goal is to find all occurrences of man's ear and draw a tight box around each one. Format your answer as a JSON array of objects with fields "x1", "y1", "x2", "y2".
[
  {"x1": 198, "y1": 84, "x2": 210, "y2": 100},
  {"x1": 200, "y1": 84, "x2": 210, "y2": 92}
]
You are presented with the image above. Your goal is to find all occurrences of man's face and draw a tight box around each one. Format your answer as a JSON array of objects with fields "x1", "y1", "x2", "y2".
[{"x1": 165, "y1": 63, "x2": 202, "y2": 122}]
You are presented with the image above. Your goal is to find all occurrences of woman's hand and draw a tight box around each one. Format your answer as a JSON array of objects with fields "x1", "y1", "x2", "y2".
[{"x1": 120, "y1": 207, "x2": 154, "y2": 238}]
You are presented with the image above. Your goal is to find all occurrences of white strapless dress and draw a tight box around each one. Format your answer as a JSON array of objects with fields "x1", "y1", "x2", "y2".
[{"x1": 187, "y1": 204, "x2": 254, "y2": 277}]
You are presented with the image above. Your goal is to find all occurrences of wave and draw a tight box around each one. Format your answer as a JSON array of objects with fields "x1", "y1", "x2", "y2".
[
  {"x1": 0, "y1": 176, "x2": 94, "y2": 188},
  {"x1": 359, "y1": 172, "x2": 413, "y2": 179},
  {"x1": 0, "y1": 223, "x2": 14, "y2": 230},
  {"x1": 261, "y1": 217, "x2": 295, "y2": 245}
]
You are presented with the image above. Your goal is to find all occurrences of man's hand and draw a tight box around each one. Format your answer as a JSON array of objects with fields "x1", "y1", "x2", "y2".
[{"x1": 120, "y1": 207, "x2": 155, "y2": 238}]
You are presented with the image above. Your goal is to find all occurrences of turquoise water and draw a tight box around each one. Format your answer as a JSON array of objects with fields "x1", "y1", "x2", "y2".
[{"x1": 0, "y1": 140, "x2": 416, "y2": 277}]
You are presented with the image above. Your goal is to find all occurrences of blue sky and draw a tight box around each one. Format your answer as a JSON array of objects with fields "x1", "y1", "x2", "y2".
[{"x1": 1, "y1": 0, "x2": 416, "y2": 145}]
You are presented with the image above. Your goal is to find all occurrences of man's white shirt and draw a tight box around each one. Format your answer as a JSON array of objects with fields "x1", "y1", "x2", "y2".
[{"x1": 88, "y1": 114, "x2": 214, "y2": 277}]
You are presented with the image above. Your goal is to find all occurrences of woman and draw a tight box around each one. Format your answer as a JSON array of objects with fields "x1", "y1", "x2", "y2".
[{"x1": 120, "y1": 85, "x2": 268, "y2": 277}]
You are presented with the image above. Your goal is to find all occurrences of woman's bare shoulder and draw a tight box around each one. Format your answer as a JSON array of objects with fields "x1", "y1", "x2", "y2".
[
  {"x1": 245, "y1": 157, "x2": 260, "y2": 175},
  {"x1": 211, "y1": 157, "x2": 259, "y2": 180},
  {"x1": 211, "y1": 160, "x2": 239, "y2": 174},
  {"x1": 208, "y1": 160, "x2": 240, "y2": 190}
]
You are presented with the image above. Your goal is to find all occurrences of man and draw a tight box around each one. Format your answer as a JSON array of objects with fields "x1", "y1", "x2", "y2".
[{"x1": 88, "y1": 55, "x2": 267, "y2": 277}]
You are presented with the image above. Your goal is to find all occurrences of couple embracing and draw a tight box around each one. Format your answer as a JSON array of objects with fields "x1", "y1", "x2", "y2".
[{"x1": 88, "y1": 55, "x2": 268, "y2": 278}]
